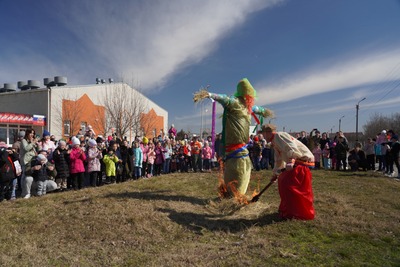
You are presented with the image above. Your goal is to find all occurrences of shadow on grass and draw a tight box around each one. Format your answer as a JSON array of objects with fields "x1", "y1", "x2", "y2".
[
  {"x1": 104, "y1": 190, "x2": 208, "y2": 206},
  {"x1": 105, "y1": 191, "x2": 282, "y2": 233},
  {"x1": 157, "y1": 208, "x2": 283, "y2": 233}
]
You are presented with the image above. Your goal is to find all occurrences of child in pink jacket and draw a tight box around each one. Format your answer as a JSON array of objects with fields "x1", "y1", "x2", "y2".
[
  {"x1": 202, "y1": 141, "x2": 212, "y2": 172},
  {"x1": 69, "y1": 137, "x2": 86, "y2": 190},
  {"x1": 87, "y1": 139, "x2": 102, "y2": 187},
  {"x1": 312, "y1": 143, "x2": 322, "y2": 169},
  {"x1": 147, "y1": 142, "x2": 156, "y2": 178}
]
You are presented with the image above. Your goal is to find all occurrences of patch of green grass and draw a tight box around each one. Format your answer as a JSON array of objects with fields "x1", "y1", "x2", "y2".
[{"x1": 0, "y1": 170, "x2": 399, "y2": 266}]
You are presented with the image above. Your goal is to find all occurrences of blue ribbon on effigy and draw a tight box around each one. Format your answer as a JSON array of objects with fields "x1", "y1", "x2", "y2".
[{"x1": 224, "y1": 144, "x2": 249, "y2": 160}]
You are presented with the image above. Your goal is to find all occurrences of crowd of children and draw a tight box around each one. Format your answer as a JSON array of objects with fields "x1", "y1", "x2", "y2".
[
  {"x1": 300, "y1": 129, "x2": 400, "y2": 178},
  {"x1": 0, "y1": 128, "x2": 234, "y2": 201},
  {"x1": 1, "y1": 126, "x2": 399, "y2": 202}
]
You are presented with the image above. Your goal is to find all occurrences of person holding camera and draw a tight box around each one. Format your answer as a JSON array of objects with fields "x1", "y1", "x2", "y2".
[
  {"x1": 308, "y1": 128, "x2": 321, "y2": 152},
  {"x1": 28, "y1": 153, "x2": 57, "y2": 196},
  {"x1": 20, "y1": 129, "x2": 39, "y2": 199}
]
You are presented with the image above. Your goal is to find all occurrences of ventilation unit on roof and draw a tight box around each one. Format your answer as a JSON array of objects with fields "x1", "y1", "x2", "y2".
[
  {"x1": 17, "y1": 81, "x2": 27, "y2": 89},
  {"x1": 101, "y1": 79, "x2": 106, "y2": 84},
  {"x1": 1, "y1": 83, "x2": 17, "y2": 92},
  {"x1": 27, "y1": 80, "x2": 40, "y2": 89},
  {"x1": 44, "y1": 78, "x2": 55, "y2": 87},
  {"x1": 96, "y1": 78, "x2": 101, "y2": 84},
  {"x1": 54, "y1": 76, "x2": 67, "y2": 86},
  {"x1": 109, "y1": 78, "x2": 114, "y2": 83}
]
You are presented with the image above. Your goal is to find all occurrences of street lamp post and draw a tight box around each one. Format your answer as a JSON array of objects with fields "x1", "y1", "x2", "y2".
[
  {"x1": 339, "y1": 115, "x2": 345, "y2": 132},
  {"x1": 355, "y1": 97, "x2": 366, "y2": 142},
  {"x1": 200, "y1": 85, "x2": 210, "y2": 139},
  {"x1": 200, "y1": 102, "x2": 203, "y2": 138}
]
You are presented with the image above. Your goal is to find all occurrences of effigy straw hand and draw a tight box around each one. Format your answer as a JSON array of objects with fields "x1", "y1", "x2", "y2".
[
  {"x1": 262, "y1": 108, "x2": 275, "y2": 119},
  {"x1": 193, "y1": 89, "x2": 210, "y2": 103}
]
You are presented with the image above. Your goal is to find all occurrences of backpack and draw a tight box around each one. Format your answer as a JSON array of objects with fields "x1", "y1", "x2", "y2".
[{"x1": 0, "y1": 148, "x2": 16, "y2": 183}]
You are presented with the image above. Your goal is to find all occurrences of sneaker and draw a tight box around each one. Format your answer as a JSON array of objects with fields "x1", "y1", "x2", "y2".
[{"x1": 23, "y1": 194, "x2": 31, "y2": 199}]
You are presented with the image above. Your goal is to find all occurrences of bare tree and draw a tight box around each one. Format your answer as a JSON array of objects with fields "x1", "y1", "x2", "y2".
[
  {"x1": 100, "y1": 83, "x2": 148, "y2": 139},
  {"x1": 363, "y1": 112, "x2": 400, "y2": 138},
  {"x1": 91, "y1": 109, "x2": 112, "y2": 137}
]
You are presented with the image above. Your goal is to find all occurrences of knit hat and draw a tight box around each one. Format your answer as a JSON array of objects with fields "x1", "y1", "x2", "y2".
[
  {"x1": 382, "y1": 130, "x2": 387, "y2": 134},
  {"x1": 234, "y1": 78, "x2": 257, "y2": 98},
  {"x1": 142, "y1": 137, "x2": 149, "y2": 144},
  {"x1": 72, "y1": 137, "x2": 80, "y2": 146},
  {"x1": 58, "y1": 140, "x2": 66, "y2": 147},
  {"x1": 37, "y1": 154, "x2": 47, "y2": 163},
  {"x1": 38, "y1": 149, "x2": 48, "y2": 155},
  {"x1": 43, "y1": 130, "x2": 50, "y2": 137},
  {"x1": 88, "y1": 139, "x2": 97, "y2": 147},
  {"x1": 19, "y1": 131, "x2": 26, "y2": 138}
]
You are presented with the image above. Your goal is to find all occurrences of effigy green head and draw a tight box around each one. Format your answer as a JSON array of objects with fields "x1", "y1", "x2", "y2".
[{"x1": 234, "y1": 78, "x2": 257, "y2": 98}]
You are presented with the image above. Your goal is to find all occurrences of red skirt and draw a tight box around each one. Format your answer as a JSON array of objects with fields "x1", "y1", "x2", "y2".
[{"x1": 278, "y1": 165, "x2": 315, "y2": 220}]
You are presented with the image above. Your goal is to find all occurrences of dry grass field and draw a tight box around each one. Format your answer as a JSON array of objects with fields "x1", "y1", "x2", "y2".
[{"x1": 0, "y1": 169, "x2": 399, "y2": 266}]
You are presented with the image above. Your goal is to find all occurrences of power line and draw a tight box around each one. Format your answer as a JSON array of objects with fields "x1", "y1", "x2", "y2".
[
  {"x1": 360, "y1": 79, "x2": 400, "y2": 116},
  {"x1": 359, "y1": 62, "x2": 400, "y2": 115}
]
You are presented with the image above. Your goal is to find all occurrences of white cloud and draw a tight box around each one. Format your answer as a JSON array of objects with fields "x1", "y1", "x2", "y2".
[
  {"x1": 53, "y1": 0, "x2": 284, "y2": 91},
  {"x1": 256, "y1": 48, "x2": 400, "y2": 106}
]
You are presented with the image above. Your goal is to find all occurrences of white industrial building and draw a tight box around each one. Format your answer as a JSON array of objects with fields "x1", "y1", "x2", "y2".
[{"x1": 0, "y1": 77, "x2": 168, "y2": 145}]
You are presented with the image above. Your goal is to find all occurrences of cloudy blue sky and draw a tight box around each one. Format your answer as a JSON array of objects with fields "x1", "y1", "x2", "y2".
[{"x1": 1, "y1": 0, "x2": 400, "y2": 135}]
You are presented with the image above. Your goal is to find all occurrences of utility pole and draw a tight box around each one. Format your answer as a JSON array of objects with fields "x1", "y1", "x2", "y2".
[
  {"x1": 339, "y1": 115, "x2": 344, "y2": 132},
  {"x1": 355, "y1": 97, "x2": 366, "y2": 142}
]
